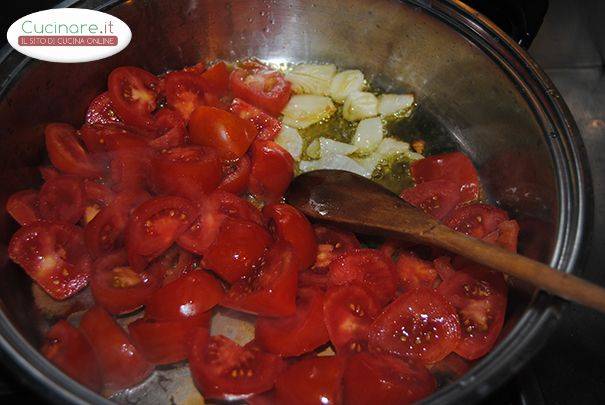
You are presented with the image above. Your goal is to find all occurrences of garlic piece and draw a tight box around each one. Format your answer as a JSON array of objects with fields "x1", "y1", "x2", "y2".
[{"x1": 342, "y1": 91, "x2": 378, "y2": 121}]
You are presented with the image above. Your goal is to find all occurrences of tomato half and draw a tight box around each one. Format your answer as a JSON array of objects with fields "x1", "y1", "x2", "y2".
[
  {"x1": 126, "y1": 196, "x2": 197, "y2": 268},
  {"x1": 368, "y1": 288, "x2": 461, "y2": 364},
  {"x1": 45, "y1": 123, "x2": 103, "y2": 178},
  {"x1": 38, "y1": 176, "x2": 84, "y2": 224},
  {"x1": 145, "y1": 270, "x2": 224, "y2": 321},
  {"x1": 410, "y1": 151, "x2": 479, "y2": 203},
  {"x1": 275, "y1": 356, "x2": 346, "y2": 405},
  {"x1": 400, "y1": 179, "x2": 462, "y2": 220},
  {"x1": 248, "y1": 140, "x2": 294, "y2": 203},
  {"x1": 230, "y1": 62, "x2": 292, "y2": 115},
  {"x1": 327, "y1": 249, "x2": 397, "y2": 306},
  {"x1": 41, "y1": 320, "x2": 102, "y2": 391},
  {"x1": 91, "y1": 250, "x2": 159, "y2": 315},
  {"x1": 129, "y1": 317, "x2": 205, "y2": 365},
  {"x1": 255, "y1": 287, "x2": 329, "y2": 357},
  {"x1": 445, "y1": 203, "x2": 509, "y2": 239},
  {"x1": 323, "y1": 284, "x2": 381, "y2": 354},
  {"x1": 199, "y1": 61, "x2": 230, "y2": 96},
  {"x1": 6, "y1": 189, "x2": 40, "y2": 226},
  {"x1": 149, "y1": 108, "x2": 187, "y2": 149},
  {"x1": 150, "y1": 146, "x2": 222, "y2": 199},
  {"x1": 263, "y1": 203, "x2": 317, "y2": 270},
  {"x1": 218, "y1": 155, "x2": 252, "y2": 194},
  {"x1": 109, "y1": 146, "x2": 153, "y2": 192},
  {"x1": 483, "y1": 219, "x2": 520, "y2": 253},
  {"x1": 79, "y1": 306, "x2": 153, "y2": 391},
  {"x1": 148, "y1": 244, "x2": 197, "y2": 286},
  {"x1": 343, "y1": 352, "x2": 436, "y2": 405},
  {"x1": 108, "y1": 66, "x2": 159, "y2": 128},
  {"x1": 39, "y1": 166, "x2": 60, "y2": 182},
  {"x1": 163, "y1": 70, "x2": 207, "y2": 120},
  {"x1": 189, "y1": 333, "x2": 285, "y2": 400},
  {"x1": 202, "y1": 218, "x2": 272, "y2": 283},
  {"x1": 395, "y1": 252, "x2": 439, "y2": 292},
  {"x1": 8, "y1": 221, "x2": 91, "y2": 300},
  {"x1": 231, "y1": 98, "x2": 281, "y2": 141},
  {"x1": 221, "y1": 241, "x2": 299, "y2": 317},
  {"x1": 189, "y1": 106, "x2": 258, "y2": 160},
  {"x1": 86, "y1": 91, "x2": 121, "y2": 125},
  {"x1": 437, "y1": 265, "x2": 507, "y2": 360}
]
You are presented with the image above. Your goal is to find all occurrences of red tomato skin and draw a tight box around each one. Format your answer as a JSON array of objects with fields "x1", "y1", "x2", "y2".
[
  {"x1": 411, "y1": 151, "x2": 480, "y2": 203},
  {"x1": 145, "y1": 270, "x2": 224, "y2": 321},
  {"x1": 200, "y1": 61, "x2": 230, "y2": 96},
  {"x1": 202, "y1": 219, "x2": 272, "y2": 284},
  {"x1": 109, "y1": 147, "x2": 153, "y2": 192},
  {"x1": 163, "y1": 70, "x2": 207, "y2": 120},
  {"x1": 400, "y1": 179, "x2": 462, "y2": 220},
  {"x1": 263, "y1": 203, "x2": 317, "y2": 270},
  {"x1": 189, "y1": 333, "x2": 285, "y2": 400},
  {"x1": 343, "y1": 352, "x2": 436, "y2": 405},
  {"x1": 149, "y1": 108, "x2": 187, "y2": 149},
  {"x1": 79, "y1": 307, "x2": 153, "y2": 391},
  {"x1": 255, "y1": 287, "x2": 329, "y2": 357},
  {"x1": 188, "y1": 106, "x2": 258, "y2": 160},
  {"x1": 108, "y1": 66, "x2": 159, "y2": 128},
  {"x1": 86, "y1": 91, "x2": 121, "y2": 125},
  {"x1": 327, "y1": 249, "x2": 398, "y2": 306},
  {"x1": 45, "y1": 123, "x2": 103, "y2": 178},
  {"x1": 128, "y1": 318, "x2": 205, "y2": 365},
  {"x1": 368, "y1": 288, "x2": 461, "y2": 365},
  {"x1": 6, "y1": 189, "x2": 40, "y2": 226},
  {"x1": 41, "y1": 320, "x2": 102, "y2": 392},
  {"x1": 484, "y1": 219, "x2": 520, "y2": 253},
  {"x1": 230, "y1": 64, "x2": 292, "y2": 115},
  {"x1": 83, "y1": 180, "x2": 115, "y2": 207},
  {"x1": 8, "y1": 221, "x2": 92, "y2": 300},
  {"x1": 445, "y1": 203, "x2": 509, "y2": 239},
  {"x1": 38, "y1": 176, "x2": 84, "y2": 224},
  {"x1": 91, "y1": 250, "x2": 159, "y2": 315},
  {"x1": 323, "y1": 284, "x2": 381, "y2": 354},
  {"x1": 150, "y1": 146, "x2": 222, "y2": 199},
  {"x1": 248, "y1": 140, "x2": 294, "y2": 203},
  {"x1": 218, "y1": 155, "x2": 252, "y2": 194},
  {"x1": 231, "y1": 98, "x2": 282, "y2": 141},
  {"x1": 395, "y1": 252, "x2": 439, "y2": 292},
  {"x1": 275, "y1": 356, "x2": 346, "y2": 405},
  {"x1": 221, "y1": 241, "x2": 299, "y2": 317}
]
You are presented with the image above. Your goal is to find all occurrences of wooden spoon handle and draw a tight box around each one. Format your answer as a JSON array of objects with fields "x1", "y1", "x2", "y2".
[{"x1": 426, "y1": 224, "x2": 605, "y2": 312}]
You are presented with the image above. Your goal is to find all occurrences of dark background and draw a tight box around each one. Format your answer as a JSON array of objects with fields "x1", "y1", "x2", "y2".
[{"x1": 1, "y1": 0, "x2": 605, "y2": 404}]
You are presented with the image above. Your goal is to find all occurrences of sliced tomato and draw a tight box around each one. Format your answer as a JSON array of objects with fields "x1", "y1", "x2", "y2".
[
  {"x1": 437, "y1": 265, "x2": 507, "y2": 360},
  {"x1": 38, "y1": 176, "x2": 84, "y2": 224},
  {"x1": 368, "y1": 288, "x2": 461, "y2": 364},
  {"x1": 343, "y1": 352, "x2": 436, "y2": 405},
  {"x1": 411, "y1": 151, "x2": 480, "y2": 203},
  {"x1": 189, "y1": 333, "x2": 285, "y2": 400},
  {"x1": 108, "y1": 66, "x2": 159, "y2": 128},
  {"x1": 248, "y1": 140, "x2": 294, "y2": 203},
  {"x1": 145, "y1": 270, "x2": 224, "y2": 321},
  {"x1": 230, "y1": 62, "x2": 292, "y2": 115},
  {"x1": 109, "y1": 146, "x2": 153, "y2": 192},
  {"x1": 433, "y1": 256, "x2": 455, "y2": 281},
  {"x1": 327, "y1": 249, "x2": 397, "y2": 306},
  {"x1": 263, "y1": 203, "x2": 317, "y2": 269},
  {"x1": 200, "y1": 61, "x2": 230, "y2": 96},
  {"x1": 149, "y1": 108, "x2": 187, "y2": 149},
  {"x1": 80, "y1": 123, "x2": 149, "y2": 154},
  {"x1": 189, "y1": 106, "x2": 258, "y2": 160},
  {"x1": 445, "y1": 203, "x2": 509, "y2": 239},
  {"x1": 128, "y1": 317, "x2": 205, "y2": 365},
  {"x1": 86, "y1": 91, "x2": 121, "y2": 125},
  {"x1": 91, "y1": 250, "x2": 159, "y2": 315},
  {"x1": 275, "y1": 356, "x2": 346, "y2": 405},
  {"x1": 202, "y1": 218, "x2": 272, "y2": 283},
  {"x1": 483, "y1": 219, "x2": 520, "y2": 253},
  {"x1": 9, "y1": 221, "x2": 91, "y2": 300},
  {"x1": 82, "y1": 180, "x2": 115, "y2": 207},
  {"x1": 177, "y1": 191, "x2": 262, "y2": 255},
  {"x1": 148, "y1": 244, "x2": 197, "y2": 286},
  {"x1": 255, "y1": 287, "x2": 329, "y2": 357},
  {"x1": 126, "y1": 196, "x2": 197, "y2": 268},
  {"x1": 6, "y1": 189, "x2": 40, "y2": 226},
  {"x1": 221, "y1": 241, "x2": 299, "y2": 317},
  {"x1": 218, "y1": 155, "x2": 251, "y2": 194},
  {"x1": 231, "y1": 98, "x2": 282, "y2": 141},
  {"x1": 163, "y1": 70, "x2": 208, "y2": 120},
  {"x1": 79, "y1": 306, "x2": 153, "y2": 391},
  {"x1": 400, "y1": 179, "x2": 462, "y2": 220},
  {"x1": 323, "y1": 284, "x2": 381, "y2": 354},
  {"x1": 85, "y1": 189, "x2": 149, "y2": 259},
  {"x1": 395, "y1": 252, "x2": 439, "y2": 292},
  {"x1": 39, "y1": 166, "x2": 60, "y2": 182},
  {"x1": 42, "y1": 320, "x2": 101, "y2": 392},
  {"x1": 45, "y1": 123, "x2": 103, "y2": 178},
  {"x1": 150, "y1": 146, "x2": 221, "y2": 199}
]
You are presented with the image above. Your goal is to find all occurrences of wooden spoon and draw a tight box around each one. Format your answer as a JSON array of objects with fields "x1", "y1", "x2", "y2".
[{"x1": 286, "y1": 169, "x2": 605, "y2": 313}]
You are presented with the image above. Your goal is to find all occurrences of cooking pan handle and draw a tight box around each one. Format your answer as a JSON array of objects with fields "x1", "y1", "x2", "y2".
[{"x1": 464, "y1": 0, "x2": 549, "y2": 49}]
